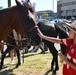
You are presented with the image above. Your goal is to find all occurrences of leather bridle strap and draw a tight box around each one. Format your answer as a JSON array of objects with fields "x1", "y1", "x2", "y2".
[
  {"x1": 28, "y1": 25, "x2": 38, "y2": 33},
  {"x1": 17, "y1": 6, "x2": 37, "y2": 35}
]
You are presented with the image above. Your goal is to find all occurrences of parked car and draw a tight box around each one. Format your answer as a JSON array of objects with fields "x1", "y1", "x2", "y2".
[
  {"x1": 50, "y1": 19, "x2": 71, "y2": 24},
  {"x1": 36, "y1": 19, "x2": 50, "y2": 23},
  {"x1": 36, "y1": 18, "x2": 71, "y2": 25}
]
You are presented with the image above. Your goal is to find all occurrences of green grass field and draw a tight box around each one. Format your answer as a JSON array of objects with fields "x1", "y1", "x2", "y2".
[{"x1": 0, "y1": 51, "x2": 63, "y2": 75}]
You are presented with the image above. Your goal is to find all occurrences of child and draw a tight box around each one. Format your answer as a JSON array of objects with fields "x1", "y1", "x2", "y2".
[{"x1": 37, "y1": 20, "x2": 76, "y2": 75}]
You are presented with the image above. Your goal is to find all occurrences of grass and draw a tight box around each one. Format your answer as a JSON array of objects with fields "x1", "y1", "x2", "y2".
[{"x1": 0, "y1": 51, "x2": 63, "y2": 75}]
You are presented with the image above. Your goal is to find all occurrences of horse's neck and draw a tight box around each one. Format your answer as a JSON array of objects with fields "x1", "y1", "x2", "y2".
[
  {"x1": 0, "y1": 6, "x2": 18, "y2": 26},
  {"x1": 0, "y1": 6, "x2": 17, "y2": 16},
  {"x1": 0, "y1": 6, "x2": 18, "y2": 41}
]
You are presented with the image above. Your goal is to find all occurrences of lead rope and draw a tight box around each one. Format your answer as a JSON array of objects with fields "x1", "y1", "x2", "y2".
[{"x1": 22, "y1": 37, "x2": 31, "y2": 63}]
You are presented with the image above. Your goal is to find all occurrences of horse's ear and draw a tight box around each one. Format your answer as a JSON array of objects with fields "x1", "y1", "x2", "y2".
[{"x1": 15, "y1": 0, "x2": 22, "y2": 6}]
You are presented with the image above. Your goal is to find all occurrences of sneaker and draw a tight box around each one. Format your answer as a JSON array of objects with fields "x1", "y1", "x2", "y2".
[{"x1": 10, "y1": 61, "x2": 14, "y2": 65}]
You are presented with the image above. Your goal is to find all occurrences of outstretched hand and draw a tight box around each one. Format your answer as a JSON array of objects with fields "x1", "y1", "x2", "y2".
[
  {"x1": 60, "y1": 22, "x2": 66, "y2": 25},
  {"x1": 58, "y1": 53, "x2": 66, "y2": 61},
  {"x1": 61, "y1": 21, "x2": 70, "y2": 26}
]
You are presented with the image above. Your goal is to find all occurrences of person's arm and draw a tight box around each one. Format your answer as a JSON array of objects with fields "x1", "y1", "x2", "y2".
[
  {"x1": 59, "y1": 53, "x2": 76, "y2": 70},
  {"x1": 37, "y1": 28, "x2": 62, "y2": 44}
]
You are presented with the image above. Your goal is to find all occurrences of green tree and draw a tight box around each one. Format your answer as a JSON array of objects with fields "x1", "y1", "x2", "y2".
[{"x1": 42, "y1": 12, "x2": 48, "y2": 18}]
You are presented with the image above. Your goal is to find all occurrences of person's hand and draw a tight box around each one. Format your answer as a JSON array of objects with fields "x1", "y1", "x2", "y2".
[
  {"x1": 58, "y1": 53, "x2": 66, "y2": 61},
  {"x1": 61, "y1": 22, "x2": 66, "y2": 25},
  {"x1": 61, "y1": 22, "x2": 70, "y2": 26}
]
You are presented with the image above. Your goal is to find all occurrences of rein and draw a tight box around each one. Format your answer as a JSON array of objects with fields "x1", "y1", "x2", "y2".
[
  {"x1": 0, "y1": 42, "x2": 17, "y2": 47},
  {"x1": 28, "y1": 25, "x2": 38, "y2": 33},
  {"x1": 7, "y1": 35, "x2": 31, "y2": 49},
  {"x1": 0, "y1": 34, "x2": 31, "y2": 50}
]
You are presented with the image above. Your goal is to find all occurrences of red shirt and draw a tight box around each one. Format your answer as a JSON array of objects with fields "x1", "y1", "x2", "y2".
[{"x1": 61, "y1": 38, "x2": 76, "y2": 75}]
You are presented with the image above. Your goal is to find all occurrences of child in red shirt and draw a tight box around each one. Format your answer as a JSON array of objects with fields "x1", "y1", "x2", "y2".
[
  {"x1": 61, "y1": 38, "x2": 76, "y2": 75},
  {"x1": 37, "y1": 20, "x2": 76, "y2": 75}
]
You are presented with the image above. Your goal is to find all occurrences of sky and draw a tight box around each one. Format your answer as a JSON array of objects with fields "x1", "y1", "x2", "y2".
[{"x1": 0, "y1": 0, "x2": 58, "y2": 12}]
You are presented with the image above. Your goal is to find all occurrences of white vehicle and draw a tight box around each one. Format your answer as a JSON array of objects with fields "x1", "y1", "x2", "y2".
[{"x1": 50, "y1": 19, "x2": 71, "y2": 24}]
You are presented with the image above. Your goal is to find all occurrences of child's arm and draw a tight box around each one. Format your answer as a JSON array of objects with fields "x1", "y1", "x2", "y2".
[{"x1": 37, "y1": 28, "x2": 62, "y2": 44}]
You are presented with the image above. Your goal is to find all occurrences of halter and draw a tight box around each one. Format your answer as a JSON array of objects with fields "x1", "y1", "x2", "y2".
[
  {"x1": 17, "y1": 5, "x2": 37, "y2": 35},
  {"x1": 0, "y1": 34, "x2": 31, "y2": 55},
  {"x1": 28, "y1": 25, "x2": 38, "y2": 32}
]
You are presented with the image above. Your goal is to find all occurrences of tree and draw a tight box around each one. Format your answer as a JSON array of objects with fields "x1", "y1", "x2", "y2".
[{"x1": 42, "y1": 12, "x2": 48, "y2": 19}]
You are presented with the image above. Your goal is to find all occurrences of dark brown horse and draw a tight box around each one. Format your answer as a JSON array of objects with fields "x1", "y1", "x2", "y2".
[
  {"x1": 0, "y1": 0, "x2": 38, "y2": 42},
  {"x1": 0, "y1": 0, "x2": 39, "y2": 69}
]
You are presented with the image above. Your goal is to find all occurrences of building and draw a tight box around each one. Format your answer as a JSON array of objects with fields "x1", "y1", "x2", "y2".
[{"x1": 57, "y1": 0, "x2": 76, "y2": 19}]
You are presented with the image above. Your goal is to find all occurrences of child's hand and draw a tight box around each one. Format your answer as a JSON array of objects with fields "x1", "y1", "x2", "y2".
[
  {"x1": 61, "y1": 22, "x2": 66, "y2": 25},
  {"x1": 59, "y1": 53, "x2": 66, "y2": 61},
  {"x1": 61, "y1": 22, "x2": 70, "y2": 26}
]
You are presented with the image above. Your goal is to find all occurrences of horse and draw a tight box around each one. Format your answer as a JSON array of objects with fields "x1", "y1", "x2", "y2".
[
  {"x1": 32, "y1": 21, "x2": 69, "y2": 73},
  {"x1": 0, "y1": 0, "x2": 39, "y2": 69},
  {"x1": 0, "y1": 0, "x2": 38, "y2": 43},
  {"x1": 0, "y1": 31, "x2": 31, "y2": 69}
]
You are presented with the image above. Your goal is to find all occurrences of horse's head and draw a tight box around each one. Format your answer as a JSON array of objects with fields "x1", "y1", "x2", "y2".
[{"x1": 15, "y1": 0, "x2": 41, "y2": 46}]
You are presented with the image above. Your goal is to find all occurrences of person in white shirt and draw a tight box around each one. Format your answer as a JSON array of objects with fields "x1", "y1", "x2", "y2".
[{"x1": 71, "y1": 17, "x2": 75, "y2": 23}]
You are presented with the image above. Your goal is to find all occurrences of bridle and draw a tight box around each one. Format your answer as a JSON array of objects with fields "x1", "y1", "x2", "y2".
[
  {"x1": 0, "y1": 34, "x2": 31, "y2": 52},
  {"x1": 0, "y1": 4, "x2": 38, "y2": 49},
  {"x1": 17, "y1": 4, "x2": 38, "y2": 35},
  {"x1": 28, "y1": 25, "x2": 38, "y2": 32}
]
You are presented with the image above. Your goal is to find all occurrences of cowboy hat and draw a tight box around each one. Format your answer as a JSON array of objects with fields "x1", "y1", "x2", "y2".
[{"x1": 61, "y1": 20, "x2": 76, "y2": 34}]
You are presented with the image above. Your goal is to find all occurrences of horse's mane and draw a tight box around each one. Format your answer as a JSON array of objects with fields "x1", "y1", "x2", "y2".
[
  {"x1": 23, "y1": 3, "x2": 35, "y2": 14},
  {"x1": 0, "y1": 6, "x2": 17, "y2": 13}
]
